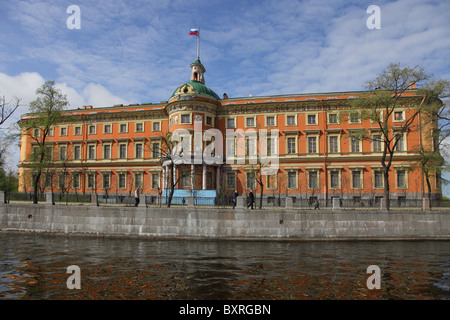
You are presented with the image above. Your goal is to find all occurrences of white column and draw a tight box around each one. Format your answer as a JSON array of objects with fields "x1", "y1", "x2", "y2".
[
  {"x1": 202, "y1": 164, "x2": 207, "y2": 190},
  {"x1": 162, "y1": 166, "x2": 166, "y2": 189},
  {"x1": 173, "y1": 164, "x2": 177, "y2": 187},
  {"x1": 216, "y1": 166, "x2": 221, "y2": 192}
]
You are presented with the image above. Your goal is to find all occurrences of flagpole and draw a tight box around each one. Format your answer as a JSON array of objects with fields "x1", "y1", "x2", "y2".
[{"x1": 197, "y1": 26, "x2": 200, "y2": 60}]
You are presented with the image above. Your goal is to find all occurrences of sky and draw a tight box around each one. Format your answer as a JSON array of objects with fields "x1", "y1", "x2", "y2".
[{"x1": 0, "y1": 0, "x2": 449, "y2": 194}]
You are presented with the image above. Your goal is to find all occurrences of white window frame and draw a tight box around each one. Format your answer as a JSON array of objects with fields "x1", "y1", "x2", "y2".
[
  {"x1": 306, "y1": 113, "x2": 318, "y2": 125},
  {"x1": 328, "y1": 135, "x2": 340, "y2": 154},
  {"x1": 285, "y1": 114, "x2": 297, "y2": 126},
  {"x1": 327, "y1": 112, "x2": 340, "y2": 125}
]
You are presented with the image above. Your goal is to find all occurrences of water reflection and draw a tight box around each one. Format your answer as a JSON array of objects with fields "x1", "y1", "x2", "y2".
[{"x1": 0, "y1": 233, "x2": 449, "y2": 300}]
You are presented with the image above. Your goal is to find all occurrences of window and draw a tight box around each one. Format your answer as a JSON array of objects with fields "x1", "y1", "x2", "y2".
[
  {"x1": 33, "y1": 128, "x2": 40, "y2": 138},
  {"x1": 152, "y1": 122, "x2": 160, "y2": 131},
  {"x1": 372, "y1": 134, "x2": 382, "y2": 152},
  {"x1": 59, "y1": 146, "x2": 67, "y2": 160},
  {"x1": 308, "y1": 171, "x2": 318, "y2": 190},
  {"x1": 134, "y1": 173, "x2": 143, "y2": 189},
  {"x1": 179, "y1": 135, "x2": 191, "y2": 156},
  {"x1": 202, "y1": 116, "x2": 211, "y2": 126},
  {"x1": 104, "y1": 124, "x2": 111, "y2": 134},
  {"x1": 308, "y1": 136, "x2": 317, "y2": 153},
  {"x1": 31, "y1": 146, "x2": 39, "y2": 161},
  {"x1": 60, "y1": 127, "x2": 67, "y2": 136},
  {"x1": 394, "y1": 133, "x2": 405, "y2": 152},
  {"x1": 246, "y1": 172, "x2": 256, "y2": 190},
  {"x1": 207, "y1": 172, "x2": 213, "y2": 189},
  {"x1": 246, "y1": 137, "x2": 256, "y2": 156},
  {"x1": 73, "y1": 173, "x2": 80, "y2": 190},
  {"x1": 374, "y1": 170, "x2": 383, "y2": 188},
  {"x1": 44, "y1": 146, "x2": 53, "y2": 161},
  {"x1": 74, "y1": 145, "x2": 81, "y2": 160},
  {"x1": 88, "y1": 145, "x2": 96, "y2": 160},
  {"x1": 227, "y1": 118, "x2": 235, "y2": 128},
  {"x1": 329, "y1": 136, "x2": 339, "y2": 153},
  {"x1": 74, "y1": 126, "x2": 81, "y2": 135},
  {"x1": 118, "y1": 173, "x2": 126, "y2": 189},
  {"x1": 330, "y1": 171, "x2": 340, "y2": 189},
  {"x1": 436, "y1": 171, "x2": 442, "y2": 189},
  {"x1": 394, "y1": 111, "x2": 404, "y2": 121},
  {"x1": 246, "y1": 117, "x2": 255, "y2": 127},
  {"x1": 287, "y1": 137, "x2": 296, "y2": 154},
  {"x1": 266, "y1": 137, "x2": 276, "y2": 156},
  {"x1": 351, "y1": 137, "x2": 360, "y2": 153},
  {"x1": 152, "y1": 173, "x2": 160, "y2": 189},
  {"x1": 135, "y1": 123, "x2": 144, "y2": 132},
  {"x1": 266, "y1": 116, "x2": 275, "y2": 126},
  {"x1": 87, "y1": 173, "x2": 95, "y2": 189},
  {"x1": 44, "y1": 174, "x2": 52, "y2": 189},
  {"x1": 349, "y1": 112, "x2": 361, "y2": 123},
  {"x1": 152, "y1": 143, "x2": 160, "y2": 159},
  {"x1": 181, "y1": 171, "x2": 190, "y2": 188},
  {"x1": 181, "y1": 114, "x2": 190, "y2": 124},
  {"x1": 59, "y1": 174, "x2": 66, "y2": 190},
  {"x1": 286, "y1": 115, "x2": 296, "y2": 126},
  {"x1": 102, "y1": 173, "x2": 111, "y2": 190},
  {"x1": 226, "y1": 172, "x2": 236, "y2": 189},
  {"x1": 307, "y1": 114, "x2": 317, "y2": 125},
  {"x1": 88, "y1": 125, "x2": 96, "y2": 135},
  {"x1": 119, "y1": 144, "x2": 127, "y2": 159},
  {"x1": 328, "y1": 113, "x2": 338, "y2": 124},
  {"x1": 267, "y1": 175, "x2": 277, "y2": 189},
  {"x1": 135, "y1": 143, "x2": 143, "y2": 159},
  {"x1": 397, "y1": 170, "x2": 406, "y2": 188},
  {"x1": 103, "y1": 144, "x2": 111, "y2": 159},
  {"x1": 226, "y1": 138, "x2": 236, "y2": 157},
  {"x1": 48, "y1": 128, "x2": 54, "y2": 137},
  {"x1": 119, "y1": 123, "x2": 128, "y2": 133},
  {"x1": 352, "y1": 170, "x2": 362, "y2": 189},
  {"x1": 288, "y1": 171, "x2": 297, "y2": 189}
]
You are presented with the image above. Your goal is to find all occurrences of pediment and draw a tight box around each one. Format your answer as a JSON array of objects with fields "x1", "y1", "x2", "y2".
[{"x1": 175, "y1": 84, "x2": 198, "y2": 96}]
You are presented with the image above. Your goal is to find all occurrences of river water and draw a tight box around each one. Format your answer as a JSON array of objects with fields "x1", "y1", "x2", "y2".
[{"x1": 0, "y1": 233, "x2": 449, "y2": 300}]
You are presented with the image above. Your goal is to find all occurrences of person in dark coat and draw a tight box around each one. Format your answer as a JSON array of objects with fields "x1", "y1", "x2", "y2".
[
  {"x1": 247, "y1": 191, "x2": 255, "y2": 209},
  {"x1": 135, "y1": 188, "x2": 140, "y2": 207},
  {"x1": 232, "y1": 190, "x2": 238, "y2": 209}
]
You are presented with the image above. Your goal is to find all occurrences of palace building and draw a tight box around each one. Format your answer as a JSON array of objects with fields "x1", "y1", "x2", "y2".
[{"x1": 17, "y1": 58, "x2": 442, "y2": 206}]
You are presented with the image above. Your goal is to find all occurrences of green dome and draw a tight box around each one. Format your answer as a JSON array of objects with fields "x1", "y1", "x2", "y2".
[{"x1": 171, "y1": 80, "x2": 220, "y2": 100}]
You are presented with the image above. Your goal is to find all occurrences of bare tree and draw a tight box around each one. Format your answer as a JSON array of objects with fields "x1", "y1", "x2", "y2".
[
  {"x1": 0, "y1": 94, "x2": 21, "y2": 166},
  {"x1": 149, "y1": 132, "x2": 183, "y2": 207}
]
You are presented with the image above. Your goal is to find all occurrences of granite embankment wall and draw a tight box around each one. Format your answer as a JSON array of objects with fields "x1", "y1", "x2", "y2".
[{"x1": 1, "y1": 203, "x2": 450, "y2": 240}]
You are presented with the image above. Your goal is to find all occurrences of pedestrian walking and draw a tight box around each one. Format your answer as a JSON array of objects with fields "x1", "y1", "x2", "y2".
[
  {"x1": 135, "y1": 188, "x2": 140, "y2": 207},
  {"x1": 247, "y1": 191, "x2": 255, "y2": 209},
  {"x1": 314, "y1": 199, "x2": 319, "y2": 210},
  {"x1": 232, "y1": 190, "x2": 238, "y2": 209}
]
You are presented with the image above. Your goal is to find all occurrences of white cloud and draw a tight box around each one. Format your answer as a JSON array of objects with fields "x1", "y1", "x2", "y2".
[{"x1": 82, "y1": 83, "x2": 131, "y2": 108}]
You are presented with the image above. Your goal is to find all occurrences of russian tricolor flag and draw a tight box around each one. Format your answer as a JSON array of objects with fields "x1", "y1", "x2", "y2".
[{"x1": 189, "y1": 28, "x2": 199, "y2": 36}]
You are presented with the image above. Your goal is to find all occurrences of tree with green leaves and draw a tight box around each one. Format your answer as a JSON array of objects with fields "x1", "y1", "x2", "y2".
[
  {"x1": 19, "y1": 81, "x2": 68, "y2": 204},
  {"x1": 349, "y1": 63, "x2": 447, "y2": 210},
  {"x1": 412, "y1": 81, "x2": 450, "y2": 203}
]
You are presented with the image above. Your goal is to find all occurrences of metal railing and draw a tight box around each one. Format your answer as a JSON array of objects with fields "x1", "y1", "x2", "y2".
[{"x1": 2, "y1": 191, "x2": 449, "y2": 210}]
